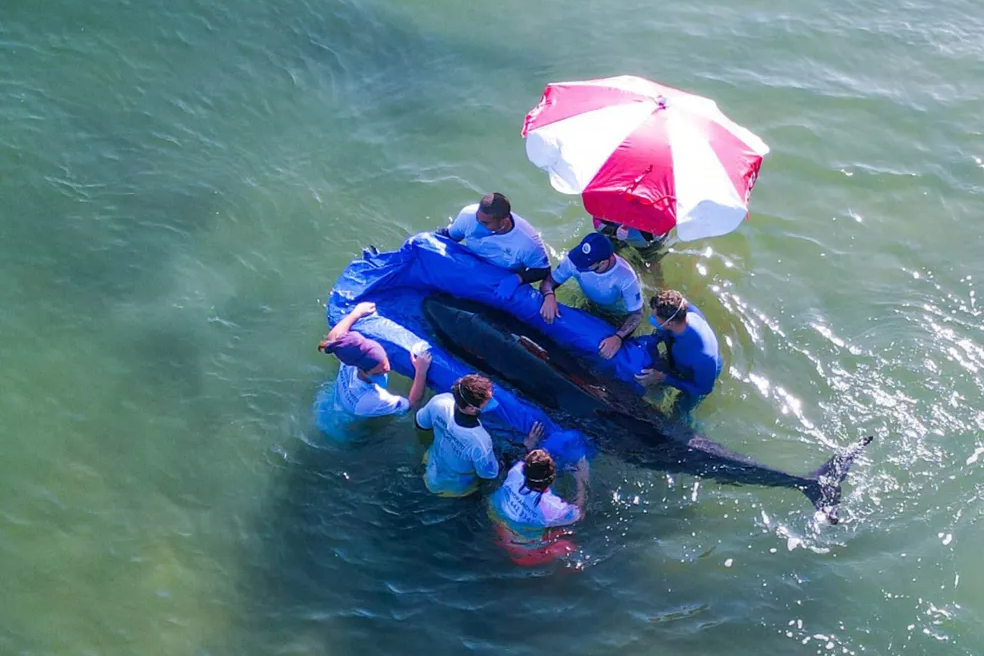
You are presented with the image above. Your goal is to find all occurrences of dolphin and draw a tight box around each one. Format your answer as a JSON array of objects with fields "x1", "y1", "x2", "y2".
[{"x1": 421, "y1": 294, "x2": 871, "y2": 523}]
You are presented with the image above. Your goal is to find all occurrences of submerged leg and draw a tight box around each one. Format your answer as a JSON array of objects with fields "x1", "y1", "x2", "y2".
[{"x1": 670, "y1": 390, "x2": 706, "y2": 426}]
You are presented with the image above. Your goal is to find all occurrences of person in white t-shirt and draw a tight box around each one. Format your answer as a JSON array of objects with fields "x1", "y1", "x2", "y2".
[
  {"x1": 318, "y1": 302, "x2": 431, "y2": 418},
  {"x1": 538, "y1": 232, "x2": 644, "y2": 359},
  {"x1": 436, "y1": 192, "x2": 550, "y2": 300},
  {"x1": 414, "y1": 373, "x2": 512, "y2": 497},
  {"x1": 489, "y1": 426, "x2": 589, "y2": 566}
]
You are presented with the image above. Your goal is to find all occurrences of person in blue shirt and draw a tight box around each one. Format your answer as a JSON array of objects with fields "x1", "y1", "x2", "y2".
[{"x1": 634, "y1": 289, "x2": 722, "y2": 421}]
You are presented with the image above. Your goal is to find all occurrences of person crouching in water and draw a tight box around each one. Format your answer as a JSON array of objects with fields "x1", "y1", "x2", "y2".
[
  {"x1": 489, "y1": 424, "x2": 589, "y2": 566},
  {"x1": 318, "y1": 301, "x2": 431, "y2": 418},
  {"x1": 635, "y1": 289, "x2": 722, "y2": 422},
  {"x1": 539, "y1": 232, "x2": 644, "y2": 359}
]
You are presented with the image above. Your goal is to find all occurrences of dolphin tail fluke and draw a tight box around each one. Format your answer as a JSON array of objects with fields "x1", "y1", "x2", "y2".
[{"x1": 802, "y1": 435, "x2": 873, "y2": 524}]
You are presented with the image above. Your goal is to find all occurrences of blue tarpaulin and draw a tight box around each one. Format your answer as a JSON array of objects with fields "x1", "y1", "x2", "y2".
[{"x1": 319, "y1": 232, "x2": 654, "y2": 467}]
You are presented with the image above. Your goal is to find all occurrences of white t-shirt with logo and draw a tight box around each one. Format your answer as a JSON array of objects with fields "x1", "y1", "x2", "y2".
[
  {"x1": 415, "y1": 393, "x2": 499, "y2": 497},
  {"x1": 332, "y1": 364, "x2": 410, "y2": 417},
  {"x1": 490, "y1": 462, "x2": 581, "y2": 532},
  {"x1": 447, "y1": 203, "x2": 550, "y2": 272},
  {"x1": 551, "y1": 254, "x2": 643, "y2": 314}
]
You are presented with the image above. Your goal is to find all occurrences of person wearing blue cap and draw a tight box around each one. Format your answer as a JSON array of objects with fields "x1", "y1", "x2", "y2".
[
  {"x1": 318, "y1": 302, "x2": 431, "y2": 418},
  {"x1": 634, "y1": 289, "x2": 722, "y2": 420},
  {"x1": 436, "y1": 192, "x2": 551, "y2": 300},
  {"x1": 538, "y1": 232, "x2": 644, "y2": 359}
]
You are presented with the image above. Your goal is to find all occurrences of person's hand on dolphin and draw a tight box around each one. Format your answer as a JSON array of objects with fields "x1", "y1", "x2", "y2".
[
  {"x1": 634, "y1": 368, "x2": 665, "y2": 386},
  {"x1": 524, "y1": 421, "x2": 544, "y2": 450},
  {"x1": 573, "y1": 457, "x2": 590, "y2": 484}
]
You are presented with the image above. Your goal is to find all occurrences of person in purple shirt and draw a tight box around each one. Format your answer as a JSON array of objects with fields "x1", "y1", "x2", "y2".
[{"x1": 634, "y1": 289, "x2": 723, "y2": 421}]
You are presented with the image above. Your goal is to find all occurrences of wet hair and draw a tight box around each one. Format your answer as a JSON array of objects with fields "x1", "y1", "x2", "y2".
[
  {"x1": 650, "y1": 289, "x2": 688, "y2": 322},
  {"x1": 523, "y1": 449, "x2": 556, "y2": 492},
  {"x1": 478, "y1": 192, "x2": 511, "y2": 221},
  {"x1": 452, "y1": 373, "x2": 493, "y2": 409}
]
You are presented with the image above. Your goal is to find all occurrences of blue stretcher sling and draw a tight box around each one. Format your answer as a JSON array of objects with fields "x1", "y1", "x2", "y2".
[{"x1": 320, "y1": 232, "x2": 653, "y2": 467}]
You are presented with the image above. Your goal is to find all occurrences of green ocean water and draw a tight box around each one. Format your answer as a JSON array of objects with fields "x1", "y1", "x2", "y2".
[{"x1": 2, "y1": 1, "x2": 983, "y2": 654}]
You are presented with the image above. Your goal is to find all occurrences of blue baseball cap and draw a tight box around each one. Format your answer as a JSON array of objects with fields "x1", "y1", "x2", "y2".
[{"x1": 568, "y1": 232, "x2": 614, "y2": 271}]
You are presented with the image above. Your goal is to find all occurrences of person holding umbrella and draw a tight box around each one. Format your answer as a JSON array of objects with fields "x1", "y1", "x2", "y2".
[
  {"x1": 592, "y1": 217, "x2": 668, "y2": 253},
  {"x1": 538, "y1": 232, "x2": 644, "y2": 359}
]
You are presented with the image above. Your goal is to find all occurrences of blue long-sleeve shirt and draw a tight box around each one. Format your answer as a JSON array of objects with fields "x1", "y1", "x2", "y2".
[{"x1": 645, "y1": 304, "x2": 722, "y2": 397}]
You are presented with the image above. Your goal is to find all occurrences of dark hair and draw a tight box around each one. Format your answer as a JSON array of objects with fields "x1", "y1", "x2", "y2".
[
  {"x1": 452, "y1": 374, "x2": 493, "y2": 409},
  {"x1": 650, "y1": 289, "x2": 688, "y2": 321},
  {"x1": 478, "y1": 192, "x2": 511, "y2": 221},
  {"x1": 523, "y1": 449, "x2": 556, "y2": 492}
]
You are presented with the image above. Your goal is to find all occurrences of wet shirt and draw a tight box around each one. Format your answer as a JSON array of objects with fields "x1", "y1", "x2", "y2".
[
  {"x1": 332, "y1": 365, "x2": 410, "y2": 417},
  {"x1": 489, "y1": 462, "x2": 580, "y2": 537},
  {"x1": 551, "y1": 254, "x2": 643, "y2": 313},
  {"x1": 651, "y1": 305, "x2": 722, "y2": 397},
  {"x1": 447, "y1": 203, "x2": 550, "y2": 272},
  {"x1": 415, "y1": 393, "x2": 498, "y2": 496}
]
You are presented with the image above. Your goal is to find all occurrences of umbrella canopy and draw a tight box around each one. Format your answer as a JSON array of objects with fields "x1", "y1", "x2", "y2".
[{"x1": 522, "y1": 75, "x2": 769, "y2": 241}]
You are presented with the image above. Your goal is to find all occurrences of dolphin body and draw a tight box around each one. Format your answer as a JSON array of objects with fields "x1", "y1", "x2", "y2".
[{"x1": 422, "y1": 294, "x2": 871, "y2": 523}]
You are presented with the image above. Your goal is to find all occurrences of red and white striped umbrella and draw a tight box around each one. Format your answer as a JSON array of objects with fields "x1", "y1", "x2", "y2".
[{"x1": 522, "y1": 75, "x2": 769, "y2": 241}]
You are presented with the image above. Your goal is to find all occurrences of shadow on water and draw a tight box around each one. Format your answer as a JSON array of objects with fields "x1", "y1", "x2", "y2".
[
  {"x1": 1, "y1": 0, "x2": 546, "y2": 314},
  {"x1": 236, "y1": 425, "x2": 538, "y2": 655},
  {"x1": 228, "y1": 406, "x2": 762, "y2": 656},
  {"x1": 271, "y1": 0, "x2": 542, "y2": 106}
]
